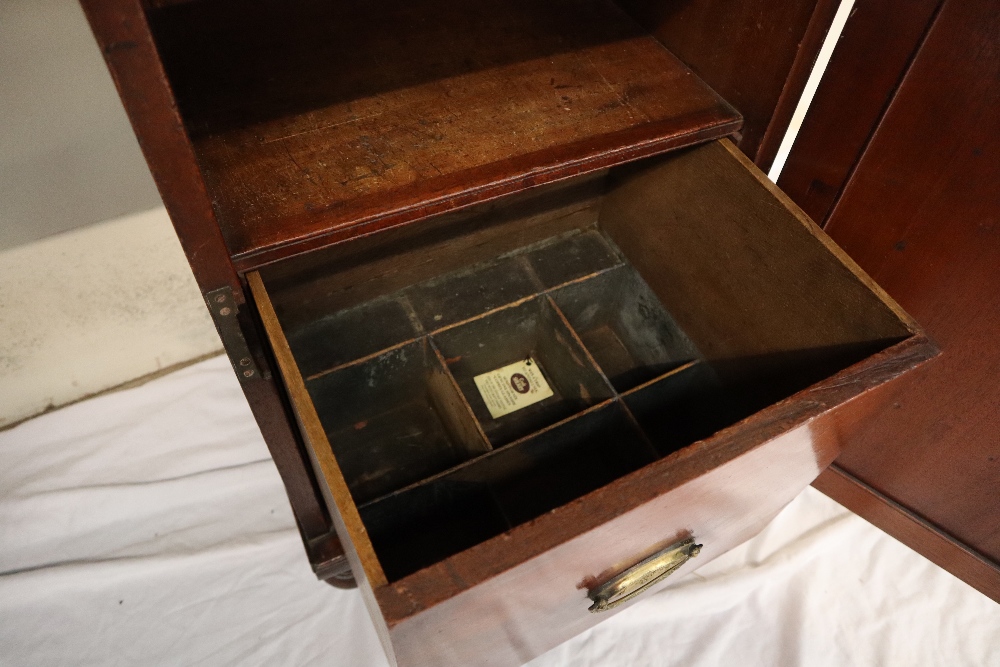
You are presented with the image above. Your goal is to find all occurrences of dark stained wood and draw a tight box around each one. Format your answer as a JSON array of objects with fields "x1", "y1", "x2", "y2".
[
  {"x1": 83, "y1": 1, "x2": 958, "y2": 658},
  {"x1": 80, "y1": 0, "x2": 336, "y2": 549},
  {"x1": 753, "y1": 0, "x2": 840, "y2": 171},
  {"x1": 79, "y1": 0, "x2": 238, "y2": 294},
  {"x1": 381, "y1": 425, "x2": 837, "y2": 666},
  {"x1": 803, "y1": 0, "x2": 1000, "y2": 596},
  {"x1": 142, "y1": 0, "x2": 193, "y2": 8},
  {"x1": 777, "y1": 0, "x2": 944, "y2": 224},
  {"x1": 236, "y1": 360, "x2": 334, "y2": 543},
  {"x1": 261, "y1": 174, "x2": 606, "y2": 331},
  {"x1": 617, "y1": 0, "x2": 835, "y2": 164},
  {"x1": 147, "y1": 0, "x2": 741, "y2": 268},
  {"x1": 249, "y1": 271, "x2": 388, "y2": 587}
]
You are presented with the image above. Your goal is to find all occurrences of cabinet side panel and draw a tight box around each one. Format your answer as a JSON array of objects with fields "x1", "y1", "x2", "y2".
[
  {"x1": 812, "y1": 0, "x2": 1000, "y2": 589},
  {"x1": 81, "y1": 0, "x2": 336, "y2": 548},
  {"x1": 79, "y1": 0, "x2": 237, "y2": 292}
]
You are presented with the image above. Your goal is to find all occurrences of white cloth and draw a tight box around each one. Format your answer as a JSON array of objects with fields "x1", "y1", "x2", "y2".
[{"x1": 1, "y1": 355, "x2": 997, "y2": 667}]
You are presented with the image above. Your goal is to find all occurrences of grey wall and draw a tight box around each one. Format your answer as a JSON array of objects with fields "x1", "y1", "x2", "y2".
[{"x1": 0, "y1": 0, "x2": 162, "y2": 251}]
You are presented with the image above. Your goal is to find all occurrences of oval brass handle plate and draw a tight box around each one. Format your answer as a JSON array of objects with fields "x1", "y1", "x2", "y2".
[{"x1": 587, "y1": 537, "x2": 702, "y2": 613}]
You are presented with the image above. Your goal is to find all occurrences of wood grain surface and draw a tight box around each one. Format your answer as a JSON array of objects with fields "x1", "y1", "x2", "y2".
[
  {"x1": 376, "y1": 336, "x2": 933, "y2": 667},
  {"x1": 80, "y1": 0, "x2": 336, "y2": 547},
  {"x1": 80, "y1": 0, "x2": 238, "y2": 293},
  {"x1": 599, "y1": 140, "x2": 917, "y2": 398},
  {"x1": 777, "y1": 0, "x2": 944, "y2": 224},
  {"x1": 814, "y1": 465, "x2": 1000, "y2": 603},
  {"x1": 148, "y1": 0, "x2": 740, "y2": 267},
  {"x1": 797, "y1": 0, "x2": 1000, "y2": 599},
  {"x1": 248, "y1": 272, "x2": 388, "y2": 588}
]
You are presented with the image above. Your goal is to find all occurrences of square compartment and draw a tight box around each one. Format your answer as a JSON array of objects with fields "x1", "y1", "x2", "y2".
[
  {"x1": 522, "y1": 229, "x2": 623, "y2": 289},
  {"x1": 622, "y1": 361, "x2": 735, "y2": 457},
  {"x1": 551, "y1": 265, "x2": 701, "y2": 391},
  {"x1": 305, "y1": 339, "x2": 488, "y2": 504},
  {"x1": 432, "y1": 297, "x2": 615, "y2": 445},
  {"x1": 404, "y1": 254, "x2": 539, "y2": 330},
  {"x1": 360, "y1": 479, "x2": 510, "y2": 583},
  {"x1": 486, "y1": 402, "x2": 655, "y2": 526},
  {"x1": 359, "y1": 402, "x2": 654, "y2": 580},
  {"x1": 284, "y1": 295, "x2": 420, "y2": 378}
]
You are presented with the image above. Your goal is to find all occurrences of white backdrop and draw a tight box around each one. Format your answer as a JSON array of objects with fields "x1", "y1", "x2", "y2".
[{"x1": 2, "y1": 355, "x2": 997, "y2": 667}]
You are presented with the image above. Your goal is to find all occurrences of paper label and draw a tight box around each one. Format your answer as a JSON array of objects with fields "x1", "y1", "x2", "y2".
[{"x1": 473, "y1": 358, "x2": 554, "y2": 419}]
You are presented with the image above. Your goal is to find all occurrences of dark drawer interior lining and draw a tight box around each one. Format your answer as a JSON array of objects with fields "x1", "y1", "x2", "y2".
[
  {"x1": 287, "y1": 229, "x2": 725, "y2": 579},
  {"x1": 358, "y1": 400, "x2": 659, "y2": 581},
  {"x1": 294, "y1": 228, "x2": 624, "y2": 380},
  {"x1": 257, "y1": 140, "x2": 918, "y2": 585}
]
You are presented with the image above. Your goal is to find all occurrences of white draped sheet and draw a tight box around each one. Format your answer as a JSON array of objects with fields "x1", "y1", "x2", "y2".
[{"x1": 2, "y1": 356, "x2": 997, "y2": 666}]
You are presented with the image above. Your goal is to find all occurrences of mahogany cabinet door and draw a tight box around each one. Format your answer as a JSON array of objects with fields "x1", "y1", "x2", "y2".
[{"x1": 780, "y1": 0, "x2": 1000, "y2": 602}]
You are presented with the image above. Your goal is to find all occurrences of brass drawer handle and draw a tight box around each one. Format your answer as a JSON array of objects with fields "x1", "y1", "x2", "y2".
[{"x1": 587, "y1": 538, "x2": 702, "y2": 613}]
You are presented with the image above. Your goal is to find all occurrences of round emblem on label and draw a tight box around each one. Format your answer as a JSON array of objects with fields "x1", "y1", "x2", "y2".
[{"x1": 510, "y1": 373, "x2": 531, "y2": 394}]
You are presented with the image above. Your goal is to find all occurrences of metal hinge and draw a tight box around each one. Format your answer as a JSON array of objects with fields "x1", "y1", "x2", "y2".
[{"x1": 206, "y1": 286, "x2": 262, "y2": 383}]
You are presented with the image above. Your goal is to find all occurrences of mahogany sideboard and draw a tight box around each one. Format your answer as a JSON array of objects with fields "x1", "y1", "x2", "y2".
[{"x1": 79, "y1": 0, "x2": 994, "y2": 664}]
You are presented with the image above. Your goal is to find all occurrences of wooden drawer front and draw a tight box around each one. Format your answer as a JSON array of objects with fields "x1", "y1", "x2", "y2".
[
  {"x1": 381, "y1": 419, "x2": 838, "y2": 666},
  {"x1": 250, "y1": 139, "x2": 933, "y2": 667}
]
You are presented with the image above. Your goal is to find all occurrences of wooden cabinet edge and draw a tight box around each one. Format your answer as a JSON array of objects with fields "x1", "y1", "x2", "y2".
[
  {"x1": 814, "y1": 464, "x2": 1000, "y2": 603},
  {"x1": 247, "y1": 272, "x2": 388, "y2": 588}
]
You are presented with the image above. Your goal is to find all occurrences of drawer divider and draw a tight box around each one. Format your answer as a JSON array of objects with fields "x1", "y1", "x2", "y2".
[{"x1": 427, "y1": 339, "x2": 493, "y2": 454}]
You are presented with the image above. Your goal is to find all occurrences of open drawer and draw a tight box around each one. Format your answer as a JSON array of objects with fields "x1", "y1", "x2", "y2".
[{"x1": 247, "y1": 139, "x2": 934, "y2": 667}]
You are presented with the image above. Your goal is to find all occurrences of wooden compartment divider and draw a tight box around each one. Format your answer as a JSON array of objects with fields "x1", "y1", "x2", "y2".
[
  {"x1": 550, "y1": 265, "x2": 701, "y2": 391},
  {"x1": 252, "y1": 227, "x2": 732, "y2": 583},
  {"x1": 305, "y1": 339, "x2": 491, "y2": 504},
  {"x1": 432, "y1": 296, "x2": 616, "y2": 446},
  {"x1": 359, "y1": 401, "x2": 655, "y2": 581}
]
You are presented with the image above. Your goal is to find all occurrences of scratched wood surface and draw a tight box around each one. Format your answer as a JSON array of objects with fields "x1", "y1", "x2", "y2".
[
  {"x1": 777, "y1": 0, "x2": 944, "y2": 225},
  {"x1": 148, "y1": 0, "x2": 740, "y2": 267}
]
